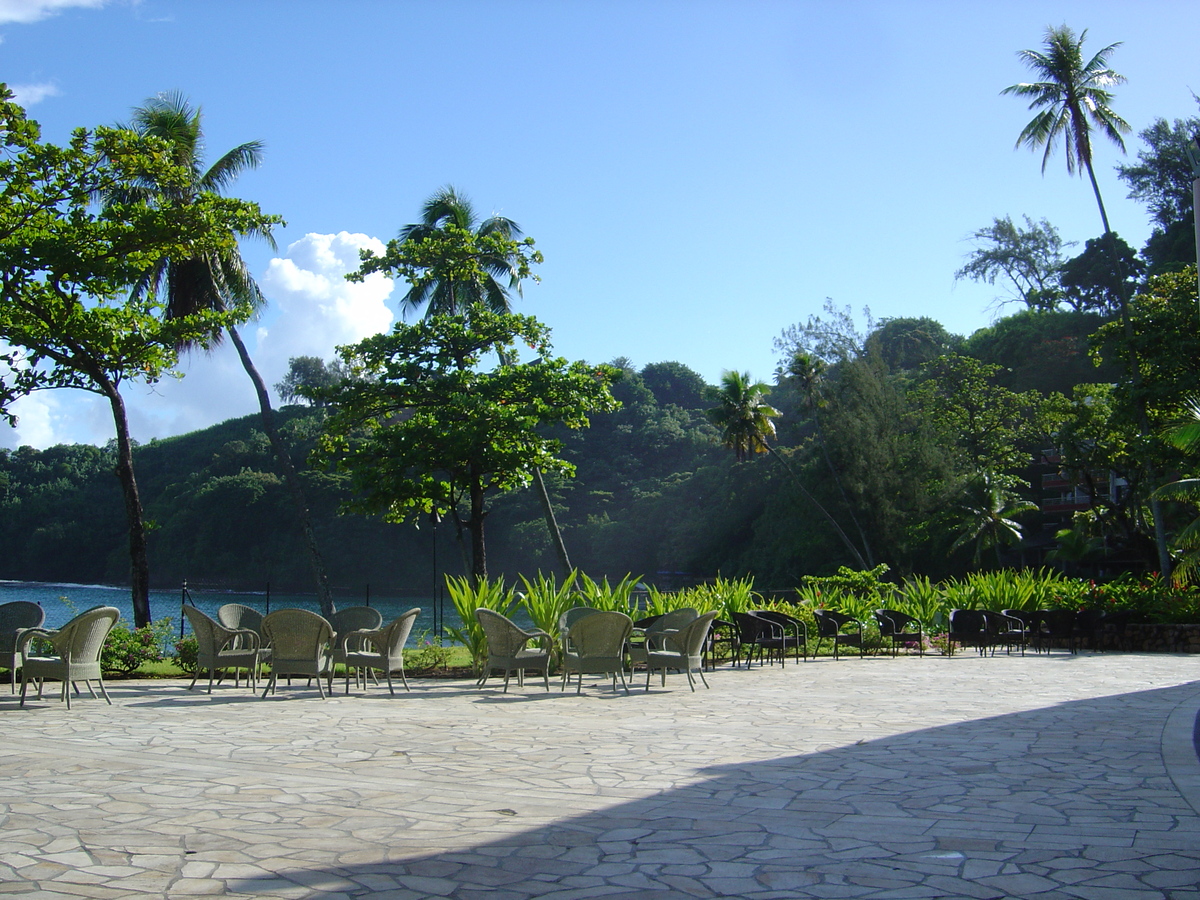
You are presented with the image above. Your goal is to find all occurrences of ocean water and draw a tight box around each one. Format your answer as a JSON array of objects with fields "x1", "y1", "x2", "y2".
[{"x1": 0, "y1": 580, "x2": 451, "y2": 647}]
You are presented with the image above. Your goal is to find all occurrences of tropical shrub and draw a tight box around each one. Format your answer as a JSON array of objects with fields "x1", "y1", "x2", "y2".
[
  {"x1": 444, "y1": 575, "x2": 519, "y2": 673},
  {"x1": 102, "y1": 617, "x2": 174, "y2": 675},
  {"x1": 174, "y1": 635, "x2": 199, "y2": 674}
]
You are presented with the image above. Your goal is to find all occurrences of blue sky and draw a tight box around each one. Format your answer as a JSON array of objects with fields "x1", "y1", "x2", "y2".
[{"x1": 2, "y1": 0, "x2": 1197, "y2": 448}]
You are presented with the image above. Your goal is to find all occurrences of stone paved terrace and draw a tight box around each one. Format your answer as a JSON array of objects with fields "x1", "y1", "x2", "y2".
[{"x1": 2, "y1": 651, "x2": 1200, "y2": 899}]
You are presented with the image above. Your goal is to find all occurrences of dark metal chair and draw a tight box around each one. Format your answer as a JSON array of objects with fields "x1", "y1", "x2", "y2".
[
  {"x1": 982, "y1": 609, "x2": 1026, "y2": 656},
  {"x1": 753, "y1": 609, "x2": 808, "y2": 662},
  {"x1": 946, "y1": 609, "x2": 989, "y2": 656},
  {"x1": 873, "y1": 609, "x2": 923, "y2": 657},
  {"x1": 812, "y1": 610, "x2": 864, "y2": 660},
  {"x1": 731, "y1": 612, "x2": 785, "y2": 667}
]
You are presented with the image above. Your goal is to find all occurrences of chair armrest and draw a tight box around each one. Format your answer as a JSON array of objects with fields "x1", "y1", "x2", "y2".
[
  {"x1": 338, "y1": 628, "x2": 375, "y2": 652},
  {"x1": 219, "y1": 627, "x2": 261, "y2": 652},
  {"x1": 16, "y1": 627, "x2": 56, "y2": 655}
]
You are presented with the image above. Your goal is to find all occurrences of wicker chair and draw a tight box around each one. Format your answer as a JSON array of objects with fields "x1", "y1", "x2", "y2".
[
  {"x1": 329, "y1": 606, "x2": 384, "y2": 684},
  {"x1": 217, "y1": 603, "x2": 267, "y2": 656},
  {"x1": 476, "y1": 609, "x2": 552, "y2": 692},
  {"x1": 628, "y1": 607, "x2": 698, "y2": 671},
  {"x1": 260, "y1": 609, "x2": 334, "y2": 699},
  {"x1": 946, "y1": 608, "x2": 989, "y2": 656},
  {"x1": 18, "y1": 606, "x2": 119, "y2": 709},
  {"x1": 752, "y1": 609, "x2": 809, "y2": 663},
  {"x1": 644, "y1": 611, "x2": 719, "y2": 692},
  {"x1": 1, "y1": 600, "x2": 45, "y2": 692},
  {"x1": 560, "y1": 610, "x2": 633, "y2": 694},
  {"x1": 183, "y1": 605, "x2": 264, "y2": 693},
  {"x1": 337, "y1": 608, "x2": 421, "y2": 695}
]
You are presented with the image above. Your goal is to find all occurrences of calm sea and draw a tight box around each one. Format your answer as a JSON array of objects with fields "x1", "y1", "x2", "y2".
[{"x1": 0, "y1": 580, "x2": 451, "y2": 647}]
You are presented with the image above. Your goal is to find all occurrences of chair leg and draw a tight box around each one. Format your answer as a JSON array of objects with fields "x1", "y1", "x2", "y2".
[{"x1": 696, "y1": 666, "x2": 710, "y2": 689}]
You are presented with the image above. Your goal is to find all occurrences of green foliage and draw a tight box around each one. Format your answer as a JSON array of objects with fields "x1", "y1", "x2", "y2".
[
  {"x1": 955, "y1": 215, "x2": 1069, "y2": 310},
  {"x1": 102, "y1": 617, "x2": 174, "y2": 675},
  {"x1": 444, "y1": 574, "x2": 519, "y2": 674},
  {"x1": 518, "y1": 570, "x2": 580, "y2": 645},
  {"x1": 574, "y1": 572, "x2": 642, "y2": 612},
  {"x1": 313, "y1": 307, "x2": 620, "y2": 580},
  {"x1": 404, "y1": 631, "x2": 453, "y2": 673},
  {"x1": 174, "y1": 634, "x2": 199, "y2": 674},
  {"x1": 707, "y1": 371, "x2": 779, "y2": 462}
]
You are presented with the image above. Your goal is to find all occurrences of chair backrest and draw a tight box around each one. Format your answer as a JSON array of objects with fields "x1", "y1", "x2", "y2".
[
  {"x1": 948, "y1": 608, "x2": 985, "y2": 634},
  {"x1": 261, "y1": 609, "x2": 332, "y2": 659},
  {"x1": 183, "y1": 605, "x2": 221, "y2": 652},
  {"x1": 732, "y1": 611, "x2": 773, "y2": 641},
  {"x1": 476, "y1": 608, "x2": 533, "y2": 657},
  {"x1": 647, "y1": 607, "x2": 699, "y2": 634},
  {"x1": 1002, "y1": 608, "x2": 1040, "y2": 631},
  {"x1": 668, "y1": 611, "x2": 719, "y2": 658},
  {"x1": 218, "y1": 603, "x2": 264, "y2": 634},
  {"x1": 812, "y1": 609, "x2": 854, "y2": 637},
  {"x1": 1039, "y1": 608, "x2": 1075, "y2": 635},
  {"x1": 378, "y1": 608, "x2": 421, "y2": 657},
  {"x1": 0, "y1": 601, "x2": 45, "y2": 652},
  {"x1": 874, "y1": 609, "x2": 916, "y2": 635},
  {"x1": 566, "y1": 611, "x2": 632, "y2": 657},
  {"x1": 56, "y1": 606, "x2": 120, "y2": 662},
  {"x1": 559, "y1": 606, "x2": 601, "y2": 633},
  {"x1": 329, "y1": 606, "x2": 384, "y2": 636}
]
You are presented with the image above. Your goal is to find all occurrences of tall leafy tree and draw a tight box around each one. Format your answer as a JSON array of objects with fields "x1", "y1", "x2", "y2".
[
  {"x1": 349, "y1": 187, "x2": 576, "y2": 575},
  {"x1": 311, "y1": 307, "x2": 619, "y2": 583},
  {"x1": 1004, "y1": 28, "x2": 1174, "y2": 573},
  {"x1": 951, "y1": 475, "x2": 1038, "y2": 568},
  {"x1": 0, "y1": 86, "x2": 274, "y2": 626},
  {"x1": 706, "y1": 371, "x2": 779, "y2": 462},
  {"x1": 1116, "y1": 99, "x2": 1200, "y2": 274},
  {"x1": 1003, "y1": 25, "x2": 1130, "y2": 240},
  {"x1": 955, "y1": 215, "x2": 1070, "y2": 310},
  {"x1": 116, "y1": 93, "x2": 335, "y2": 615}
]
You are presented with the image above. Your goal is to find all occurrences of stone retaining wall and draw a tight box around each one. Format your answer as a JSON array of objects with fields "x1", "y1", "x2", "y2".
[{"x1": 1097, "y1": 624, "x2": 1200, "y2": 653}]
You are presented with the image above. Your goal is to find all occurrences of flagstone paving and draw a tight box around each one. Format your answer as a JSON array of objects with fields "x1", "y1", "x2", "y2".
[{"x1": 2, "y1": 652, "x2": 1199, "y2": 898}]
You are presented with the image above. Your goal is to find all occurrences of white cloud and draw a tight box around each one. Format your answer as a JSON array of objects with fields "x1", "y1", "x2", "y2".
[
  {"x1": 0, "y1": 231, "x2": 395, "y2": 450},
  {"x1": 256, "y1": 231, "x2": 395, "y2": 381},
  {"x1": 9, "y1": 81, "x2": 58, "y2": 106},
  {"x1": 0, "y1": 0, "x2": 107, "y2": 25}
]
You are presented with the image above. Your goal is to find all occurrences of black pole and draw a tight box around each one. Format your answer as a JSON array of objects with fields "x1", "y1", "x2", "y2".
[{"x1": 431, "y1": 509, "x2": 441, "y2": 637}]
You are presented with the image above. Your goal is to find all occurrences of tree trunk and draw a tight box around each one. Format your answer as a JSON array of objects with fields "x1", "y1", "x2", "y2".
[
  {"x1": 98, "y1": 376, "x2": 152, "y2": 628},
  {"x1": 468, "y1": 466, "x2": 487, "y2": 584},
  {"x1": 533, "y1": 466, "x2": 572, "y2": 576},
  {"x1": 226, "y1": 325, "x2": 335, "y2": 617},
  {"x1": 765, "y1": 445, "x2": 869, "y2": 569}
]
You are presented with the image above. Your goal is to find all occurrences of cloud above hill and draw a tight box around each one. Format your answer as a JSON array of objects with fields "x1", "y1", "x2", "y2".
[{"x1": 0, "y1": 231, "x2": 395, "y2": 450}]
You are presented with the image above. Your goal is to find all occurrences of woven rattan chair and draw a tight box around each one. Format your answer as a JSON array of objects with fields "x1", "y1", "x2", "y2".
[
  {"x1": 18, "y1": 606, "x2": 119, "y2": 709},
  {"x1": 560, "y1": 610, "x2": 633, "y2": 694},
  {"x1": 628, "y1": 607, "x2": 698, "y2": 671},
  {"x1": 260, "y1": 609, "x2": 333, "y2": 699},
  {"x1": 644, "y1": 611, "x2": 718, "y2": 692},
  {"x1": 329, "y1": 606, "x2": 384, "y2": 685},
  {"x1": 183, "y1": 605, "x2": 264, "y2": 693},
  {"x1": 946, "y1": 608, "x2": 989, "y2": 656},
  {"x1": 217, "y1": 603, "x2": 267, "y2": 656},
  {"x1": 476, "y1": 609, "x2": 552, "y2": 692},
  {"x1": 1, "y1": 600, "x2": 45, "y2": 692},
  {"x1": 337, "y1": 607, "x2": 421, "y2": 695}
]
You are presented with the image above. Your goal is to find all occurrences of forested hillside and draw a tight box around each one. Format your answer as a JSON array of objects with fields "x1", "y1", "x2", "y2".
[{"x1": 4, "y1": 283, "x2": 1188, "y2": 595}]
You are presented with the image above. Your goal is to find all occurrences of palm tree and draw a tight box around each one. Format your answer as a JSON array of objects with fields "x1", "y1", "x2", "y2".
[
  {"x1": 1004, "y1": 28, "x2": 1173, "y2": 575},
  {"x1": 951, "y1": 475, "x2": 1038, "y2": 568},
  {"x1": 707, "y1": 371, "x2": 779, "y2": 462},
  {"x1": 708, "y1": 371, "x2": 869, "y2": 568},
  {"x1": 1002, "y1": 25, "x2": 1130, "y2": 239},
  {"x1": 396, "y1": 185, "x2": 527, "y2": 319},
  {"x1": 118, "y1": 93, "x2": 334, "y2": 615},
  {"x1": 389, "y1": 186, "x2": 572, "y2": 575}
]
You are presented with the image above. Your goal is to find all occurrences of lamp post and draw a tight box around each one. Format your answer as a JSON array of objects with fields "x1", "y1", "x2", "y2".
[{"x1": 1187, "y1": 131, "x2": 1200, "y2": 306}]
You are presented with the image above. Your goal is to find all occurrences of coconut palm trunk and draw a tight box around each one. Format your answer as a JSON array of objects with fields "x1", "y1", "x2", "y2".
[{"x1": 226, "y1": 324, "x2": 334, "y2": 615}]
